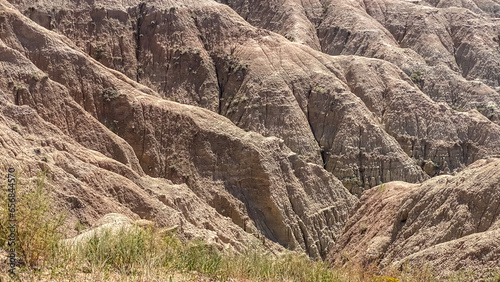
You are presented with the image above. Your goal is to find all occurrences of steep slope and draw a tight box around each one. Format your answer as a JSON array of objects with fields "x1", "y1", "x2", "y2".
[
  {"x1": 6, "y1": 0, "x2": 428, "y2": 194},
  {"x1": 422, "y1": 0, "x2": 500, "y2": 17},
  {"x1": 3, "y1": 0, "x2": 500, "y2": 270},
  {"x1": 10, "y1": 0, "x2": 500, "y2": 194},
  {"x1": 217, "y1": 0, "x2": 500, "y2": 124},
  {"x1": 0, "y1": 0, "x2": 357, "y2": 258},
  {"x1": 329, "y1": 158, "x2": 500, "y2": 279}
]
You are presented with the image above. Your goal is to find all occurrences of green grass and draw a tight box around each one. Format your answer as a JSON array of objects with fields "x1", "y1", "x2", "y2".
[{"x1": 45, "y1": 226, "x2": 345, "y2": 281}]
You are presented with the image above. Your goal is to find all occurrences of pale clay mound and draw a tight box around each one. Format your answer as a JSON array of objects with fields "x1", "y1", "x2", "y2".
[
  {"x1": 329, "y1": 158, "x2": 500, "y2": 279},
  {"x1": 0, "y1": 0, "x2": 499, "y2": 276}
]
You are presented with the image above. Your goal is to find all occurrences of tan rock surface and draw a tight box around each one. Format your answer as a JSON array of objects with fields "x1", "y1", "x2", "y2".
[
  {"x1": 218, "y1": 0, "x2": 500, "y2": 124},
  {"x1": 10, "y1": 0, "x2": 500, "y2": 193},
  {"x1": 1, "y1": 0, "x2": 500, "y2": 275},
  {"x1": 0, "y1": 0, "x2": 358, "y2": 258},
  {"x1": 330, "y1": 158, "x2": 500, "y2": 279}
]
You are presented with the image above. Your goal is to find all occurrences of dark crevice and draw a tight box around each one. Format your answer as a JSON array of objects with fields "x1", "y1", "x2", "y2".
[
  {"x1": 358, "y1": 126, "x2": 365, "y2": 188},
  {"x1": 306, "y1": 88, "x2": 326, "y2": 167},
  {"x1": 134, "y1": 2, "x2": 147, "y2": 81},
  {"x1": 214, "y1": 65, "x2": 224, "y2": 115}
]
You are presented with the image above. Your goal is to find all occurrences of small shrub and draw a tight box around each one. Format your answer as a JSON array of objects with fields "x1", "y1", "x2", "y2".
[
  {"x1": 284, "y1": 33, "x2": 295, "y2": 42},
  {"x1": 322, "y1": 3, "x2": 330, "y2": 16},
  {"x1": 31, "y1": 73, "x2": 40, "y2": 82},
  {"x1": 93, "y1": 45, "x2": 104, "y2": 60},
  {"x1": 102, "y1": 88, "x2": 120, "y2": 101},
  {"x1": 378, "y1": 183, "x2": 387, "y2": 193},
  {"x1": 476, "y1": 103, "x2": 496, "y2": 120},
  {"x1": 410, "y1": 70, "x2": 423, "y2": 89},
  {"x1": 359, "y1": 222, "x2": 368, "y2": 234},
  {"x1": 494, "y1": 35, "x2": 500, "y2": 46},
  {"x1": 13, "y1": 85, "x2": 26, "y2": 92},
  {"x1": 103, "y1": 119, "x2": 119, "y2": 133},
  {"x1": 11, "y1": 124, "x2": 19, "y2": 132},
  {"x1": 313, "y1": 86, "x2": 327, "y2": 94}
]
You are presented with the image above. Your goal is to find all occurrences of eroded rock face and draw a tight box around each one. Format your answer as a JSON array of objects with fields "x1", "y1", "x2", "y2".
[
  {"x1": 217, "y1": 0, "x2": 500, "y2": 125},
  {"x1": 10, "y1": 0, "x2": 500, "y2": 194},
  {"x1": 330, "y1": 158, "x2": 500, "y2": 279},
  {"x1": 2, "y1": 0, "x2": 500, "y2": 273},
  {"x1": 0, "y1": 0, "x2": 358, "y2": 258}
]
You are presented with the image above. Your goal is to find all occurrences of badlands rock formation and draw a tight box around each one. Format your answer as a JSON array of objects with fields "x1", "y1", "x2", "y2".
[
  {"x1": 1, "y1": 0, "x2": 500, "y2": 277},
  {"x1": 0, "y1": 0, "x2": 358, "y2": 258},
  {"x1": 9, "y1": 0, "x2": 500, "y2": 193},
  {"x1": 330, "y1": 158, "x2": 500, "y2": 279}
]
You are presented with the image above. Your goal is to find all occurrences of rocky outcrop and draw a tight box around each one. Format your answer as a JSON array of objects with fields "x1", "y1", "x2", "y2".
[
  {"x1": 3, "y1": 0, "x2": 500, "y2": 273},
  {"x1": 10, "y1": 0, "x2": 500, "y2": 194},
  {"x1": 0, "y1": 0, "x2": 359, "y2": 258},
  {"x1": 329, "y1": 158, "x2": 500, "y2": 279},
  {"x1": 216, "y1": 0, "x2": 500, "y2": 125}
]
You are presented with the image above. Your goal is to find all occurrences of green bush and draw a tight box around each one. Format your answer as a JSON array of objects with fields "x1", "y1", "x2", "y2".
[
  {"x1": 410, "y1": 70, "x2": 423, "y2": 88},
  {"x1": 102, "y1": 87, "x2": 120, "y2": 101}
]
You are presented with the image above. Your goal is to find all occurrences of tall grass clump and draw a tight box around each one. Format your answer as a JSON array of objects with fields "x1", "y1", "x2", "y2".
[{"x1": 0, "y1": 170, "x2": 66, "y2": 268}]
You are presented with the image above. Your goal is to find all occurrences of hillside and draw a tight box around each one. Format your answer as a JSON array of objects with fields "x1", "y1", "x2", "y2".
[{"x1": 1, "y1": 0, "x2": 499, "y2": 280}]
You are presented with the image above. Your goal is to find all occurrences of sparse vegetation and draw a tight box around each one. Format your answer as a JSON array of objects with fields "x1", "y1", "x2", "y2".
[
  {"x1": 410, "y1": 70, "x2": 423, "y2": 89},
  {"x1": 0, "y1": 170, "x2": 66, "y2": 268},
  {"x1": 102, "y1": 87, "x2": 120, "y2": 101},
  {"x1": 359, "y1": 222, "x2": 368, "y2": 234},
  {"x1": 103, "y1": 119, "x2": 119, "y2": 133},
  {"x1": 11, "y1": 124, "x2": 19, "y2": 132},
  {"x1": 378, "y1": 183, "x2": 387, "y2": 193},
  {"x1": 93, "y1": 45, "x2": 104, "y2": 61},
  {"x1": 322, "y1": 3, "x2": 330, "y2": 17},
  {"x1": 13, "y1": 85, "x2": 26, "y2": 92},
  {"x1": 343, "y1": 176, "x2": 361, "y2": 185},
  {"x1": 46, "y1": 228, "x2": 375, "y2": 281},
  {"x1": 31, "y1": 73, "x2": 40, "y2": 82},
  {"x1": 493, "y1": 35, "x2": 500, "y2": 46},
  {"x1": 313, "y1": 86, "x2": 327, "y2": 94},
  {"x1": 1, "y1": 172, "x2": 496, "y2": 281},
  {"x1": 476, "y1": 103, "x2": 497, "y2": 120},
  {"x1": 227, "y1": 58, "x2": 248, "y2": 73},
  {"x1": 284, "y1": 33, "x2": 296, "y2": 42}
]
